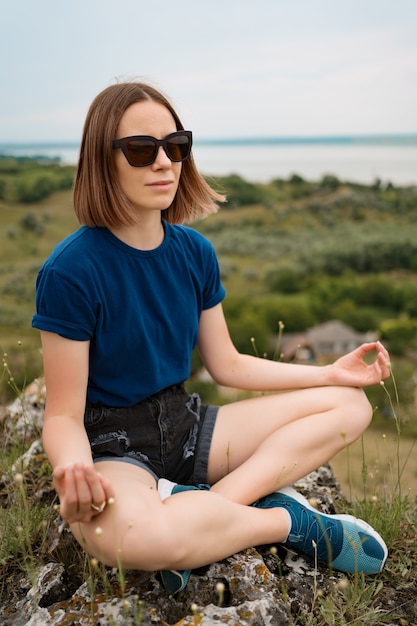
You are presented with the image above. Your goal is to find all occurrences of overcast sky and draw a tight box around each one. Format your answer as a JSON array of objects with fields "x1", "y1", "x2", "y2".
[{"x1": 1, "y1": 0, "x2": 417, "y2": 142}]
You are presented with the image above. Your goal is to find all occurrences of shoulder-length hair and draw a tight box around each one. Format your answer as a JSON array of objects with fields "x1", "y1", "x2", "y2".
[{"x1": 73, "y1": 82, "x2": 225, "y2": 227}]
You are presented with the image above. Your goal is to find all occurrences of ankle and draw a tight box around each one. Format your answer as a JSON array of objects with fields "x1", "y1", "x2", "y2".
[{"x1": 267, "y1": 506, "x2": 292, "y2": 543}]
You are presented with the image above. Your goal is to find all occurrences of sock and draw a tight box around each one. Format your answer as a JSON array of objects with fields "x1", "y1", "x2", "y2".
[
  {"x1": 280, "y1": 508, "x2": 292, "y2": 542},
  {"x1": 157, "y1": 478, "x2": 211, "y2": 501},
  {"x1": 158, "y1": 478, "x2": 178, "y2": 500}
]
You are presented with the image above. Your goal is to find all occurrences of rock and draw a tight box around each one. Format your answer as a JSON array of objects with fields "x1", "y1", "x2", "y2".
[{"x1": 0, "y1": 381, "x2": 348, "y2": 625}]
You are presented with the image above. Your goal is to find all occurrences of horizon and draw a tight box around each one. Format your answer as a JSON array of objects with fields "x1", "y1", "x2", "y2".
[{"x1": 1, "y1": 132, "x2": 417, "y2": 150}]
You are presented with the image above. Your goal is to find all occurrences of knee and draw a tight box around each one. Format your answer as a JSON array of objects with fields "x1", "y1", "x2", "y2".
[
  {"x1": 81, "y1": 512, "x2": 186, "y2": 571},
  {"x1": 339, "y1": 386, "x2": 372, "y2": 443}
]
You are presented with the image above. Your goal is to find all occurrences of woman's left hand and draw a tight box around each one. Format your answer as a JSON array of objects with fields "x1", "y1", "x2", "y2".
[{"x1": 330, "y1": 341, "x2": 391, "y2": 387}]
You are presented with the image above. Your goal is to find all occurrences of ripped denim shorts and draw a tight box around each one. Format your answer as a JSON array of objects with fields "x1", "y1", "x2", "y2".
[{"x1": 84, "y1": 384, "x2": 219, "y2": 484}]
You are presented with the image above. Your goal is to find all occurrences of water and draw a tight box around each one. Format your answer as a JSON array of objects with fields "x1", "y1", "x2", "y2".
[
  {"x1": 193, "y1": 143, "x2": 417, "y2": 186},
  {"x1": 1, "y1": 137, "x2": 416, "y2": 186}
]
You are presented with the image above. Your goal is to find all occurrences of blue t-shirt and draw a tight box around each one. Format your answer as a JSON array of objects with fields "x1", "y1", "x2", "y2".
[{"x1": 32, "y1": 222, "x2": 225, "y2": 406}]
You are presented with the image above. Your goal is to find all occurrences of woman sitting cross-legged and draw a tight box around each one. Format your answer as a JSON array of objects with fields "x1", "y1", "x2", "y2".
[{"x1": 32, "y1": 81, "x2": 390, "y2": 594}]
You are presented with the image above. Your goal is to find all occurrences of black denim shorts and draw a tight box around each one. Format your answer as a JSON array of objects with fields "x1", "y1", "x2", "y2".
[{"x1": 84, "y1": 384, "x2": 219, "y2": 484}]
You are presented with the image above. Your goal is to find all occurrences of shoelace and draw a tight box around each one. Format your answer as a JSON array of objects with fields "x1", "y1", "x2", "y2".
[{"x1": 287, "y1": 506, "x2": 339, "y2": 560}]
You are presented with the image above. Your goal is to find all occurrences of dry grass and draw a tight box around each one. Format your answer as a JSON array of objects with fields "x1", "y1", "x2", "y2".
[{"x1": 331, "y1": 428, "x2": 417, "y2": 501}]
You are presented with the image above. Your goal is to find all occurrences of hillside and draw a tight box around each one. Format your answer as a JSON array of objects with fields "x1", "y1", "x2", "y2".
[
  {"x1": 1, "y1": 160, "x2": 417, "y2": 624},
  {"x1": 1, "y1": 160, "x2": 417, "y2": 428}
]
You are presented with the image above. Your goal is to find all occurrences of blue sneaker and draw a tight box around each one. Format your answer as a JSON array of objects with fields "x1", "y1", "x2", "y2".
[
  {"x1": 158, "y1": 480, "x2": 210, "y2": 594},
  {"x1": 255, "y1": 486, "x2": 388, "y2": 574},
  {"x1": 159, "y1": 568, "x2": 191, "y2": 595}
]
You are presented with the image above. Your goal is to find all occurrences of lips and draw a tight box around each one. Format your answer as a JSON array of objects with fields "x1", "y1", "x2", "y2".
[{"x1": 147, "y1": 180, "x2": 174, "y2": 188}]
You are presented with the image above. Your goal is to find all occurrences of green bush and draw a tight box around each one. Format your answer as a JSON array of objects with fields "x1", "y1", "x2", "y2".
[
  {"x1": 218, "y1": 174, "x2": 264, "y2": 207},
  {"x1": 265, "y1": 264, "x2": 309, "y2": 294},
  {"x1": 20, "y1": 213, "x2": 45, "y2": 235},
  {"x1": 16, "y1": 174, "x2": 54, "y2": 203},
  {"x1": 379, "y1": 316, "x2": 417, "y2": 355}
]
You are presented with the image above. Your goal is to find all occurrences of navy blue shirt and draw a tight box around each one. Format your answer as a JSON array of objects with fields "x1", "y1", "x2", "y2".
[{"x1": 32, "y1": 222, "x2": 225, "y2": 406}]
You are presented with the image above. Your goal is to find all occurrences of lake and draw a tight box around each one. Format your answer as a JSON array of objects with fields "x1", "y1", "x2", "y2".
[{"x1": 1, "y1": 137, "x2": 416, "y2": 186}]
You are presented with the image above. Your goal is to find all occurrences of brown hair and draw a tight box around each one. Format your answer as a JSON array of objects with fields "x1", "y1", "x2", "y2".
[{"x1": 73, "y1": 82, "x2": 225, "y2": 227}]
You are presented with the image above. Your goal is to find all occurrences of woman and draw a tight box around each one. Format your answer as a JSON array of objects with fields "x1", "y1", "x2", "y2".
[{"x1": 33, "y1": 82, "x2": 390, "y2": 594}]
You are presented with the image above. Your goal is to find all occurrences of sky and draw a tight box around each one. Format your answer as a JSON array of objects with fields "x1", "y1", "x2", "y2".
[{"x1": 1, "y1": 0, "x2": 417, "y2": 143}]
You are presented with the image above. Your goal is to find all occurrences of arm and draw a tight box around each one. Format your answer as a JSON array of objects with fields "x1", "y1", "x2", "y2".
[
  {"x1": 197, "y1": 304, "x2": 390, "y2": 390},
  {"x1": 40, "y1": 331, "x2": 114, "y2": 522}
]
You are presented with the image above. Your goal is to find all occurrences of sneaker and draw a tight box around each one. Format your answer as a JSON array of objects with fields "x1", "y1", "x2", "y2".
[
  {"x1": 160, "y1": 568, "x2": 191, "y2": 595},
  {"x1": 254, "y1": 486, "x2": 388, "y2": 574},
  {"x1": 158, "y1": 480, "x2": 210, "y2": 594}
]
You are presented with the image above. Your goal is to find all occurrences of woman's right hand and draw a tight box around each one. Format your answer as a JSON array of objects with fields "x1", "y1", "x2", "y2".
[{"x1": 53, "y1": 462, "x2": 115, "y2": 523}]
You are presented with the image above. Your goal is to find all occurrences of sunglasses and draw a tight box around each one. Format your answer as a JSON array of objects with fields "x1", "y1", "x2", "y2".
[{"x1": 112, "y1": 130, "x2": 193, "y2": 167}]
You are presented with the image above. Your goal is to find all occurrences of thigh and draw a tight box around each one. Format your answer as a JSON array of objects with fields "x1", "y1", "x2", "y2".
[
  {"x1": 206, "y1": 385, "x2": 359, "y2": 483},
  {"x1": 70, "y1": 461, "x2": 162, "y2": 568}
]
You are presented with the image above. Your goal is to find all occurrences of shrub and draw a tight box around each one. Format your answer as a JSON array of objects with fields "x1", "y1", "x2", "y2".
[
  {"x1": 20, "y1": 213, "x2": 44, "y2": 235},
  {"x1": 218, "y1": 174, "x2": 264, "y2": 207},
  {"x1": 265, "y1": 264, "x2": 309, "y2": 294},
  {"x1": 379, "y1": 316, "x2": 417, "y2": 355}
]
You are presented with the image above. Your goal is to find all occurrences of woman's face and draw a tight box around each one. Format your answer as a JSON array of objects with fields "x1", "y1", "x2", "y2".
[{"x1": 114, "y1": 100, "x2": 182, "y2": 216}]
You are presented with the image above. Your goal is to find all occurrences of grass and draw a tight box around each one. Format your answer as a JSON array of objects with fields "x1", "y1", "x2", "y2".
[
  {"x1": 331, "y1": 428, "x2": 417, "y2": 501},
  {"x1": 0, "y1": 189, "x2": 78, "y2": 401}
]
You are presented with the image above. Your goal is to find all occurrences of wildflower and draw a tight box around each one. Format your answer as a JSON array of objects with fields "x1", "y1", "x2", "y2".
[
  {"x1": 14, "y1": 473, "x2": 24, "y2": 483},
  {"x1": 216, "y1": 582, "x2": 225, "y2": 594},
  {"x1": 191, "y1": 603, "x2": 198, "y2": 613},
  {"x1": 269, "y1": 546, "x2": 278, "y2": 556},
  {"x1": 91, "y1": 558, "x2": 99, "y2": 568},
  {"x1": 335, "y1": 578, "x2": 349, "y2": 590}
]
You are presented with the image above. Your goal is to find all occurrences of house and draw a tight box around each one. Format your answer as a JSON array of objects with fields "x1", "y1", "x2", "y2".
[{"x1": 280, "y1": 320, "x2": 378, "y2": 363}]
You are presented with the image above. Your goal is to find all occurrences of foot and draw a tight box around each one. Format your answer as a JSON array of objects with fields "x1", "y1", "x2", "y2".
[
  {"x1": 158, "y1": 480, "x2": 210, "y2": 594},
  {"x1": 254, "y1": 486, "x2": 388, "y2": 574}
]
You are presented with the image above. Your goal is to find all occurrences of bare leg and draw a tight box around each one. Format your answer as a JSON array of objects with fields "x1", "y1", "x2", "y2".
[
  {"x1": 208, "y1": 385, "x2": 372, "y2": 503},
  {"x1": 70, "y1": 461, "x2": 290, "y2": 571},
  {"x1": 70, "y1": 385, "x2": 373, "y2": 572}
]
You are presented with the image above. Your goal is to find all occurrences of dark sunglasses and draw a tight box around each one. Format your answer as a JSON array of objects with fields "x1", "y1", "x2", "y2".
[{"x1": 112, "y1": 130, "x2": 193, "y2": 167}]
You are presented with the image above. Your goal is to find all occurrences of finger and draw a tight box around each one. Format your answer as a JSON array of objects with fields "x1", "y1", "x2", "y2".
[
  {"x1": 96, "y1": 471, "x2": 116, "y2": 500},
  {"x1": 58, "y1": 467, "x2": 80, "y2": 520},
  {"x1": 73, "y1": 462, "x2": 96, "y2": 509},
  {"x1": 378, "y1": 351, "x2": 391, "y2": 379},
  {"x1": 377, "y1": 341, "x2": 390, "y2": 363},
  {"x1": 352, "y1": 342, "x2": 378, "y2": 359},
  {"x1": 84, "y1": 465, "x2": 108, "y2": 510}
]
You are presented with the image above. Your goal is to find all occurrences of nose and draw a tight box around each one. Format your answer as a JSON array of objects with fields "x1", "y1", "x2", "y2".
[{"x1": 152, "y1": 145, "x2": 172, "y2": 168}]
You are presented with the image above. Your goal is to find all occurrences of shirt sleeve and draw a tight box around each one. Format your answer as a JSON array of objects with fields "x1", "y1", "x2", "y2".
[
  {"x1": 32, "y1": 266, "x2": 96, "y2": 340},
  {"x1": 201, "y1": 237, "x2": 226, "y2": 310}
]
